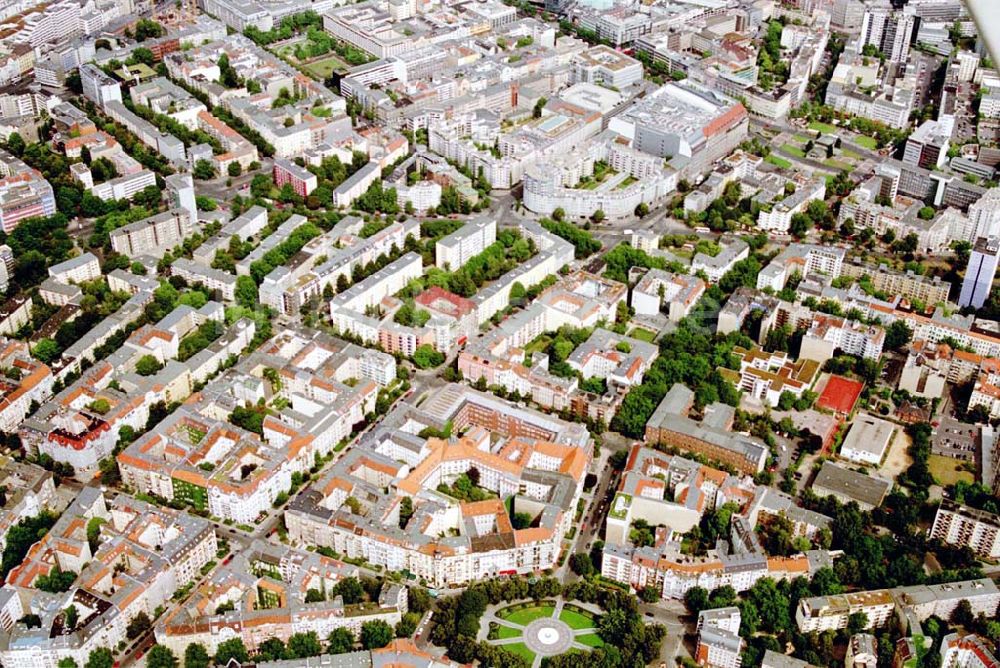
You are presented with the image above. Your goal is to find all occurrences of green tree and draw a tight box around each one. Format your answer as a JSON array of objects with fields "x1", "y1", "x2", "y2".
[
  {"x1": 885, "y1": 320, "x2": 913, "y2": 350},
  {"x1": 146, "y1": 645, "x2": 178, "y2": 668},
  {"x1": 256, "y1": 638, "x2": 285, "y2": 662},
  {"x1": 63, "y1": 605, "x2": 78, "y2": 630},
  {"x1": 135, "y1": 19, "x2": 165, "y2": 41},
  {"x1": 286, "y1": 632, "x2": 323, "y2": 658},
  {"x1": 235, "y1": 275, "x2": 258, "y2": 308},
  {"x1": 32, "y1": 338, "x2": 60, "y2": 363},
  {"x1": 6, "y1": 132, "x2": 25, "y2": 156},
  {"x1": 569, "y1": 552, "x2": 594, "y2": 577},
  {"x1": 36, "y1": 565, "x2": 76, "y2": 592},
  {"x1": 184, "y1": 643, "x2": 210, "y2": 668},
  {"x1": 85, "y1": 648, "x2": 114, "y2": 668},
  {"x1": 228, "y1": 162, "x2": 243, "y2": 177},
  {"x1": 126, "y1": 611, "x2": 151, "y2": 639},
  {"x1": 193, "y1": 160, "x2": 215, "y2": 180},
  {"x1": 360, "y1": 619, "x2": 394, "y2": 649},
  {"x1": 334, "y1": 577, "x2": 364, "y2": 604},
  {"x1": 847, "y1": 611, "x2": 869, "y2": 635},
  {"x1": 135, "y1": 354, "x2": 163, "y2": 376},
  {"x1": 214, "y1": 638, "x2": 249, "y2": 666},
  {"x1": 395, "y1": 612, "x2": 420, "y2": 638},
  {"x1": 412, "y1": 344, "x2": 444, "y2": 369},
  {"x1": 58, "y1": 659, "x2": 79, "y2": 668},
  {"x1": 327, "y1": 628, "x2": 355, "y2": 654}
]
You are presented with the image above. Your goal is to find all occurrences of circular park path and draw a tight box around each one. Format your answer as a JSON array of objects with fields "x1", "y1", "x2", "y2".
[{"x1": 481, "y1": 599, "x2": 605, "y2": 668}]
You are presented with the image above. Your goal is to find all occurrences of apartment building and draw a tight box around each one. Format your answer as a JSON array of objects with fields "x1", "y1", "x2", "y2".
[
  {"x1": 571, "y1": 45, "x2": 644, "y2": 89},
  {"x1": 328, "y1": 253, "x2": 423, "y2": 345},
  {"x1": 959, "y1": 236, "x2": 1000, "y2": 309},
  {"x1": 930, "y1": 500, "x2": 1000, "y2": 559},
  {"x1": 796, "y1": 590, "x2": 898, "y2": 633},
  {"x1": 905, "y1": 120, "x2": 952, "y2": 170},
  {"x1": 0, "y1": 460, "x2": 55, "y2": 557},
  {"x1": 796, "y1": 579, "x2": 1000, "y2": 633},
  {"x1": 119, "y1": 329, "x2": 386, "y2": 522},
  {"x1": 21, "y1": 303, "x2": 252, "y2": 478},
  {"x1": 697, "y1": 608, "x2": 744, "y2": 668},
  {"x1": 459, "y1": 272, "x2": 628, "y2": 419},
  {"x1": 47, "y1": 253, "x2": 100, "y2": 285},
  {"x1": 0, "y1": 339, "x2": 53, "y2": 433},
  {"x1": 170, "y1": 258, "x2": 238, "y2": 301},
  {"x1": 758, "y1": 179, "x2": 827, "y2": 233},
  {"x1": 631, "y1": 269, "x2": 706, "y2": 321},
  {"x1": 259, "y1": 218, "x2": 418, "y2": 316},
  {"x1": 940, "y1": 634, "x2": 1000, "y2": 668},
  {"x1": 333, "y1": 162, "x2": 381, "y2": 208},
  {"x1": 601, "y1": 516, "x2": 819, "y2": 600},
  {"x1": 839, "y1": 262, "x2": 951, "y2": 304},
  {"x1": 158, "y1": 540, "x2": 405, "y2": 653},
  {"x1": 0, "y1": 491, "x2": 217, "y2": 668},
  {"x1": 273, "y1": 158, "x2": 318, "y2": 197},
  {"x1": 288, "y1": 428, "x2": 587, "y2": 586},
  {"x1": 79, "y1": 62, "x2": 122, "y2": 108},
  {"x1": 322, "y1": 3, "x2": 417, "y2": 59},
  {"x1": 436, "y1": 218, "x2": 497, "y2": 270},
  {"x1": 0, "y1": 147, "x2": 56, "y2": 234},
  {"x1": 110, "y1": 209, "x2": 192, "y2": 258},
  {"x1": 692, "y1": 238, "x2": 749, "y2": 283},
  {"x1": 717, "y1": 346, "x2": 820, "y2": 407},
  {"x1": 0, "y1": 295, "x2": 31, "y2": 337},
  {"x1": 604, "y1": 445, "x2": 756, "y2": 547},
  {"x1": 758, "y1": 244, "x2": 846, "y2": 292},
  {"x1": 799, "y1": 315, "x2": 885, "y2": 364},
  {"x1": 846, "y1": 634, "x2": 879, "y2": 668},
  {"x1": 645, "y1": 384, "x2": 769, "y2": 474},
  {"x1": 522, "y1": 138, "x2": 678, "y2": 220}
]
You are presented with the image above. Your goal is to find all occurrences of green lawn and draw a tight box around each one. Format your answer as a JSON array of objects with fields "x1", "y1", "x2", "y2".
[
  {"x1": 808, "y1": 121, "x2": 838, "y2": 134},
  {"x1": 559, "y1": 608, "x2": 595, "y2": 630},
  {"x1": 525, "y1": 335, "x2": 553, "y2": 355},
  {"x1": 929, "y1": 455, "x2": 975, "y2": 486},
  {"x1": 854, "y1": 135, "x2": 879, "y2": 150},
  {"x1": 766, "y1": 154, "x2": 792, "y2": 169},
  {"x1": 497, "y1": 625, "x2": 522, "y2": 639},
  {"x1": 824, "y1": 159, "x2": 854, "y2": 171},
  {"x1": 502, "y1": 643, "x2": 536, "y2": 663},
  {"x1": 781, "y1": 144, "x2": 806, "y2": 158},
  {"x1": 627, "y1": 327, "x2": 656, "y2": 342},
  {"x1": 793, "y1": 133, "x2": 812, "y2": 142},
  {"x1": 303, "y1": 54, "x2": 350, "y2": 79},
  {"x1": 575, "y1": 633, "x2": 606, "y2": 647},
  {"x1": 842, "y1": 150, "x2": 861, "y2": 160},
  {"x1": 502, "y1": 605, "x2": 556, "y2": 626}
]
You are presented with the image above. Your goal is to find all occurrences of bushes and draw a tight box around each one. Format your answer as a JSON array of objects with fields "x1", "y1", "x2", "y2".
[
  {"x1": 413, "y1": 344, "x2": 444, "y2": 369},
  {"x1": 539, "y1": 218, "x2": 601, "y2": 259},
  {"x1": 249, "y1": 223, "x2": 321, "y2": 284},
  {"x1": 1, "y1": 512, "x2": 58, "y2": 576},
  {"x1": 602, "y1": 243, "x2": 683, "y2": 283}
]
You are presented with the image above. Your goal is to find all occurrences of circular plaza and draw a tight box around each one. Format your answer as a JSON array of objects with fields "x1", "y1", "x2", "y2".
[{"x1": 484, "y1": 599, "x2": 605, "y2": 665}]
